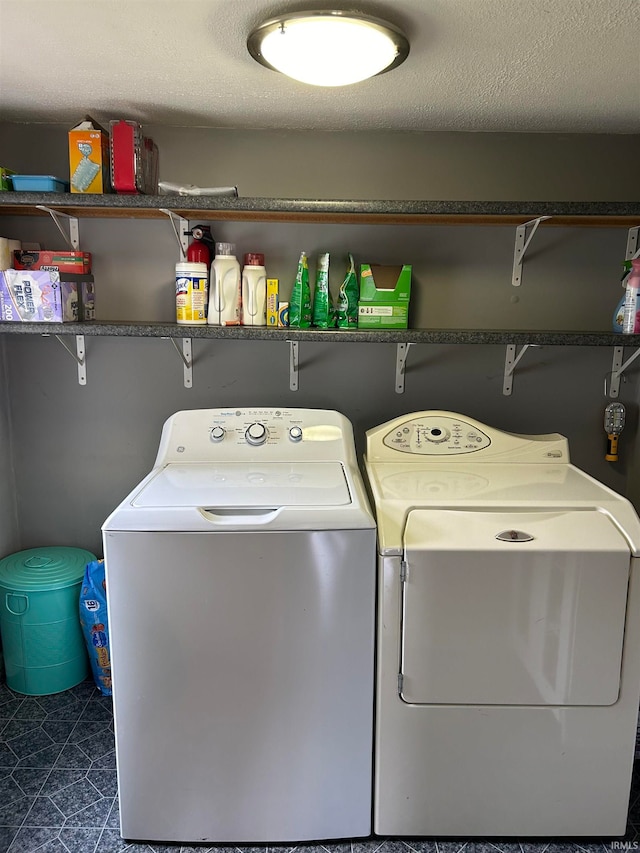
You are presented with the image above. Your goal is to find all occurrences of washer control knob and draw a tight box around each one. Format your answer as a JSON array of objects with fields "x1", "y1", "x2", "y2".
[
  {"x1": 209, "y1": 426, "x2": 226, "y2": 443},
  {"x1": 245, "y1": 422, "x2": 267, "y2": 446},
  {"x1": 289, "y1": 425, "x2": 303, "y2": 442}
]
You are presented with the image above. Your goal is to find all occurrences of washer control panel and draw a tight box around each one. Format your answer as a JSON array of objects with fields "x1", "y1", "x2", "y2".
[
  {"x1": 206, "y1": 410, "x2": 313, "y2": 447},
  {"x1": 157, "y1": 408, "x2": 352, "y2": 465},
  {"x1": 383, "y1": 415, "x2": 491, "y2": 455}
]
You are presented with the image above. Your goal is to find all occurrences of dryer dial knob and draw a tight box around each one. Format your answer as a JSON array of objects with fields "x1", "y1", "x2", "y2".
[
  {"x1": 209, "y1": 426, "x2": 226, "y2": 442},
  {"x1": 425, "y1": 427, "x2": 450, "y2": 443},
  {"x1": 289, "y1": 426, "x2": 303, "y2": 442},
  {"x1": 245, "y1": 422, "x2": 267, "y2": 446}
]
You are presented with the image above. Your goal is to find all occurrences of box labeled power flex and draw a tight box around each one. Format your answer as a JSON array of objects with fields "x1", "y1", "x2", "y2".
[
  {"x1": 0, "y1": 270, "x2": 78, "y2": 322},
  {"x1": 357, "y1": 264, "x2": 412, "y2": 329}
]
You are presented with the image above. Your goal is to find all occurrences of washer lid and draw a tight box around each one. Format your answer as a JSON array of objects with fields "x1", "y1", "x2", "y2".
[{"x1": 132, "y1": 461, "x2": 352, "y2": 508}]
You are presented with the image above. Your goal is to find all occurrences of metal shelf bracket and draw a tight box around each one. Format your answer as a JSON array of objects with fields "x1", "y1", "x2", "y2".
[
  {"x1": 503, "y1": 343, "x2": 538, "y2": 395},
  {"x1": 49, "y1": 334, "x2": 86, "y2": 385},
  {"x1": 36, "y1": 205, "x2": 79, "y2": 251},
  {"x1": 162, "y1": 337, "x2": 193, "y2": 388},
  {"x1": 396, "y1": 342, "x2": 413, "y2": 393},
  {"x1": 608, "y1": 345, "x2": 640, "y2": 398},
  {"x1": 159, "y1": 209, "x2": 189, "y2": 260},
  {"x1": 288, "y1": 341, "x2": 299, "y2": 391},
  {"x1": 512, "y1": 216, "x2": 552, "y2": 287}
]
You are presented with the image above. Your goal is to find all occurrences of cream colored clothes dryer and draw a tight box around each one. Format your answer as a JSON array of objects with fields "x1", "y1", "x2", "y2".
[{"x1": 364, "y1": 411, "x2": 640, "y2": 838}]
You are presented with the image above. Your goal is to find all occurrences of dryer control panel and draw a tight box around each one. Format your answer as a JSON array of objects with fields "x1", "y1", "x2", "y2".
[
  {"x1": 383, "y1": 415, "x2": 491, "y2": 455},
  {"x1": 367, "y1": 410, "x2": 569, "y2": 464}
]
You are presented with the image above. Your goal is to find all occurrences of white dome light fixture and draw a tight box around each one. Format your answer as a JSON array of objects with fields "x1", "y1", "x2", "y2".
[{"x1": 247, "y1": 10, "x2": 409, "y2": 87}]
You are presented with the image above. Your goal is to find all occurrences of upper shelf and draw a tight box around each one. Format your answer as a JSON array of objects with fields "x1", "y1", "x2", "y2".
[{"x1": 1, "y1": 193, "x2": 639, "y2": 227}]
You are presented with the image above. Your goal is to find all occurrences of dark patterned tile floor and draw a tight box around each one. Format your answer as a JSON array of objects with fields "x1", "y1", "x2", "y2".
[{"x1": 1, "y1": 677, "x2": 639, "y2": 853}]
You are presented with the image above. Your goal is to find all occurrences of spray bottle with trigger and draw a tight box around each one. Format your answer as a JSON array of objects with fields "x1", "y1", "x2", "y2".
[
  {"x1": 184, "y1": 224, "x2": 214, "y2": 266},
  {"x1": 604, "y1": 402, "x2": 626, "y2": 462}
]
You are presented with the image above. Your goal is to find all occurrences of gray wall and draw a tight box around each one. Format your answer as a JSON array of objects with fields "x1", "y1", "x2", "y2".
[
  {"x1": 1, "y1": 123, "x2": 639, "y2": 557},
  {"x1": 0, "y1": 340, "x2": 19, "y2": 557},
  {"x1": 4, "y1": 336, "x2": 636, "y2": 558},
  {"x1": 0, "y1": 215, "x2": 629, "y2": 331},
  {"x1": 1, "y1": 124, "x2": 639, "y2": 201}
]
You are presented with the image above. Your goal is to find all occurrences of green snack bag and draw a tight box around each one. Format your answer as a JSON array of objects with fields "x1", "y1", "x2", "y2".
[
  {"x1": 289, "y1": 251, "x2": 311, "y2": 328},
  {"x1": 312, "y1": 252, "x2": 334, "y2": 329},
  {"x1": 337, "y1": 253, "x2": 359, "y2": 328}
]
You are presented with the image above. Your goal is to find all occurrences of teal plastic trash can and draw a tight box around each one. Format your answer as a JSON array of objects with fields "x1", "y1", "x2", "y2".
[{"x1": 0, "y1": 546, "x2": 96, "y2": 695}]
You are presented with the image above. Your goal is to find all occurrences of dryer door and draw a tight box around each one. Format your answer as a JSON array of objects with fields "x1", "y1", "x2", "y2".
[{"x1": 401, "y1": 509, "x2": 630, "y2": 706}]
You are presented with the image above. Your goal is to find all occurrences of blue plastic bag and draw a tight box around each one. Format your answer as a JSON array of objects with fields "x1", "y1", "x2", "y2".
[{"x1": 78, "y1": 559, "x2": 112, "y2": 696}]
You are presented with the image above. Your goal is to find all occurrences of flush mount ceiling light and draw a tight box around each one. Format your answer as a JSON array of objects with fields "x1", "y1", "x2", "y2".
[{"x1": 247, "y1": 10, "x2": 409, "y2": 87}]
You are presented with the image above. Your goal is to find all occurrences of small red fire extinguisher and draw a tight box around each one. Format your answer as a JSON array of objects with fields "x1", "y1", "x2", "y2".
[{"x1": 185, "y1": 224, "x2": 214, "y2": 266}]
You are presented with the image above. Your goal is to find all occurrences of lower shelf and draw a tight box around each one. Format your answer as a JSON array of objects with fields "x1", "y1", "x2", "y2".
[{"x1": 0, "y1": 320, "x2": 638, "y2": 346}]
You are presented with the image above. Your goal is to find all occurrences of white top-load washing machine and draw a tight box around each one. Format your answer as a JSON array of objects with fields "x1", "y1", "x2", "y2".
[
  {"x1": 102, "y1": 408, "x2": 376, "y2": 844},
  {"x1": 364, "y1": 411, "x2": 640, "y2": 838}
]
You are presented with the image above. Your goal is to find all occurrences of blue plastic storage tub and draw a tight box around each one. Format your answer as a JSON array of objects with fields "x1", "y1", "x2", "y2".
[
  {"x1": 0, "y1": 546, "x2": 96, "y2": 695},
  {"x1": 11, "y1": 175, "x2": 69, "y2": 192}
]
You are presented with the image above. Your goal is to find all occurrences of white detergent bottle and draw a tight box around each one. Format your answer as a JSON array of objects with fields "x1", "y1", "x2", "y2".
[
  {"x1": 208, "y1": 242, "x2": 241, "y2": 326},
  {"x1": 241, "y1": 253, "x2": 267, "y2": 326}
]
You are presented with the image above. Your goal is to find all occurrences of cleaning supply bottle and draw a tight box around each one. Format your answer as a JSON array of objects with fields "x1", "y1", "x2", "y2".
[
  {"x1": 208, "y1": 242, "x2": 241, "y2": 326},
  {"x1": 622, "y1": 258, "x2": 640, "y2": 334},
  {"x1": 176, "y1": 261, "x2": 208, "y2": 325},
  {"x1": 241, "y1": 253, "x2": 267, "y2": 326}
]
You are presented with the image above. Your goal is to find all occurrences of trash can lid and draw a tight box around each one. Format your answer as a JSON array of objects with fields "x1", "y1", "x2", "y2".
[{"x1": 0, "y1": 547, "x2": 97, "y2": 591}]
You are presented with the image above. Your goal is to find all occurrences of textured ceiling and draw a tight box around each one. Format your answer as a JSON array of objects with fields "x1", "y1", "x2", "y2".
[{"x1": 0, "y1": 0, "x2": 638, "y2": 133}]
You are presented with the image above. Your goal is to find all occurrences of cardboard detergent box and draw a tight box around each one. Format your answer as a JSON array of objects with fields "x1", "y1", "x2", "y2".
[
  {"x1": 13, "y1": 250, "x2": 92, "y2": 275},
  {"x1": 0, "y1": 270, "x2": 79, "y2": 322},
  {"x1": 266, "y1": 278, "x2": 279, "y2": 327},
  {"x1": 357, "y1": 263, "x2": 412, "y2": 329},
  {"x1": 69, "y1": 116, "x2": 111, "y2": 194}
]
